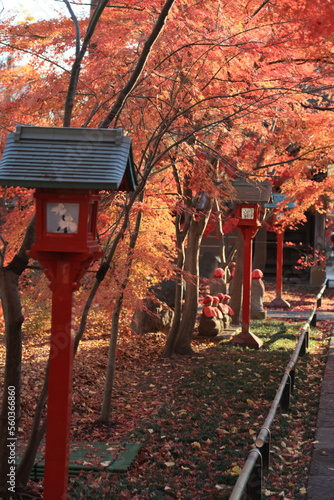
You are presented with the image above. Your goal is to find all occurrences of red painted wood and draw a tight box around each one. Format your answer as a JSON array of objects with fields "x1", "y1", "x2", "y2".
[
  {"x1": 241, "y1": 226, "x2": 253, "y2": 334},
  {"x1": 43, "y1": 260, "x2": 74, "y2": 500},
  {"x1": 33, "y1": 189, "x2": 101, "y2": 254},
  {"x1": 276, "y1": 231, "x2": 284, "y2": 299},
  {"x1": 27, "y1": 186, "x2": 105, "y2": 499}
]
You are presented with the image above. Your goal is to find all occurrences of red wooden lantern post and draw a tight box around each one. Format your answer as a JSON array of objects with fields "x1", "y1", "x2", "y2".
[
  {"x1": 229, "y1": 178, "x2": 272, "y2": 350},
  {"x1": 0, "y1": 126, "x2": 136, "y2": 500},
  {"x1": 28, "y1": 190, "x2": 103, "y2": 500},
  {"x1": 230, "y1": 204, "x2": 264, "y2": 349},
  {"x1": 266, "y1": 195, "x2": 296, "y2": 308}
]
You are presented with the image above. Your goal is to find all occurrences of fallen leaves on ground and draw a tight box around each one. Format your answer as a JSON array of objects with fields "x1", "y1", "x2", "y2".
[{"x1": 0, "y1": 284, "x2": 332, "y2": 499}]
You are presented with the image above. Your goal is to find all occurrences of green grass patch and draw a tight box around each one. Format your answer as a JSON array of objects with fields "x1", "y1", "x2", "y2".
[{"x1": 68, "y1": 319, "x2": 330, "y2": 499}]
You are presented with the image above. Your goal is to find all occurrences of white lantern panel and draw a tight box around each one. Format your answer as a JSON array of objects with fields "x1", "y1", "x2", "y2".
[
  {"x1": 46, "y1": 202, "x2": 80, "y2": 234},
  {"x1": 241, "y1": 207, "x2": 255, "y2": 219}
]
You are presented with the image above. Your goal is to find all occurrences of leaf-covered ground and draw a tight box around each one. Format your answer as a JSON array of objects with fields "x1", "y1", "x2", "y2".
[{"x1": 1, "y1": 284, "x2": 333, "y2": 499}]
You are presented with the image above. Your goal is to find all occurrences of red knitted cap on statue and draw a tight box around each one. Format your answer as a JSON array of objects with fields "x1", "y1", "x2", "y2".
[
  {"x1": 213, "y1": 268, "x2": 225, "y2": 278},
  {"x1": 217, "y1": 293, "x2": 225, "y2": 301},
  {"x1": 202, "y1": 295, "x2": 213, "y2": 305},
  {"x1": 252, "y1": 269, "x2": 263, "y2": 279},
  {"x1": 212, "y1": 296, "x2": 220, "y2": 304}
]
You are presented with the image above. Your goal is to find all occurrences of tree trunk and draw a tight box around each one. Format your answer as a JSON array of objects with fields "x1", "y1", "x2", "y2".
[
  {"x1": 16, "y1": 386, "x2": 47, "y2": 488},
  {"x1": 0, "y1": 270, "x2": 23, "y2": 496},
  {"x1": 163, "y1": 233, "x2": 186, "y2": 357},
  {"x1": 0, "y1": 219, "x2": 35, "y2": 496},
  {"x1": 173, "y1": 199, "x2": 213, "y2": 355},
  {"x1": 163, "y1": 163, "x2": 191, "y2": 357},
  {"x1": 214, "y1": 199, "x2": 227, "y2": 269},
  {"x1": 98, "y1": 295, "x2": 123, "y2": 422},
  {"x1": 98, "y1": 193, "x2": 144, "y2": 422}
]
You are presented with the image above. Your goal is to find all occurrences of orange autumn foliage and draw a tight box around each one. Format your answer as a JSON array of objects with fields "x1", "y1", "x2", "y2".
[{"x1": 1, "y1": 0, "x2": 334, "y2": 304}]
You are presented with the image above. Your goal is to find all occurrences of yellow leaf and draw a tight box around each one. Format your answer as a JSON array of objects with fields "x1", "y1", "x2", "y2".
[
  {"x1": 217, "y1": 428, "x2": 229, "y2": 435},
  {"x1": 165, "y1": 461, "x2": 175, "y2": 467},
  {"x1": 231, "y1": 465, "x2": 242, "y2": 475},
  {"x1": 247, "y1": 399, "x2": 256, "y2": 407},
  {"x1": 191, "y1": 441, "x2": 201, "y2": 448},
  {"x1": 300, "y1": 487, "x2": 307, "y2": 495}
]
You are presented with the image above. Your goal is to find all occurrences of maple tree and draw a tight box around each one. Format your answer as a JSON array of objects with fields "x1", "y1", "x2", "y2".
[{"x1": 1, "y1": 0, "x2": 334, "y2": 495}]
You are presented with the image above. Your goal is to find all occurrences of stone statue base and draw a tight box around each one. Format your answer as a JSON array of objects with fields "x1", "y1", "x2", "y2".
[
  {"x1": 251, "y1": 310, "x2": 267, "y2": 320},
  {"x1": 268, "y1": 297, "x2": 290, "y2": 309}
]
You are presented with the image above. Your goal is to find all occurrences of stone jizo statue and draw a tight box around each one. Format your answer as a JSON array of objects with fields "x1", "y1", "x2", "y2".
[
  {"x1": 251, "y1": 269, "x2": 267, "y2": 320},
  {"x1": 209, "y1": 267, "x2": 227, "y2": 296}
]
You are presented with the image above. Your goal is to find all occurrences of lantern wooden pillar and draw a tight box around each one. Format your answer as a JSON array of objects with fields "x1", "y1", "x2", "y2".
[
  {"x1": 28, "y1": 189, "x2": 103, "y2": 500},
  {"x1": 265, "y1": 195, "x2": 296, "y2": 309},
  {"x1": 230, "y1": 204, "x2": 263, "y2": 349},
  {"x1": 230, "y1": 179, "x2": 272, "y2": 350}
]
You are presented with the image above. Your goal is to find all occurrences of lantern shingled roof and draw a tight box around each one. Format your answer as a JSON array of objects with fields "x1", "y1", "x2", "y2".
[
  {"x1": 231, "y1": 177, "x2": 272, "y2": 204},
  {"x1": 0, "y1": 126, "x2": 137, "y2": 191}
]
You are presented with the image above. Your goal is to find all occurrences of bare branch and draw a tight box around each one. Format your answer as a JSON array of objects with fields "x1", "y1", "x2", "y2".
[
  {"x1": 252, "y1": 0, "x2": 271, "y2": 17},
  {"x1": 301, "y1": 103, "x2": 334, "y2": 111},
  {"x1": 253, "y1": 146, "x2": 333, "y2": 170},
  {"x1": 56, "y1": 0, "x2": 144, "y2": 10},
  {"x1": 0, "y1": 41, "x2": 69, "y2": 73},
  {"x1": 99, "y1": 0, "x2": 177, "y2": 128},
  {"x1": 62, "y1": 0, "x2": 81, "y2": 57},
  {"x1": 63, "y1": 0, "x2": 110, "y2": 126}
]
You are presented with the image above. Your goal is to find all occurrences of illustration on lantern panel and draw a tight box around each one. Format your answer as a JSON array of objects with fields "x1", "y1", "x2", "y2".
[{"x1": 47, "y1": 203, "x2": 79, "y2": 234}]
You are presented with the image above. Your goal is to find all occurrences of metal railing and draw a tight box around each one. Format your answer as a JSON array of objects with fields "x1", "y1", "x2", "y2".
[{"x1": 229, "y1": 279, "x2": 329, "y2": 500}]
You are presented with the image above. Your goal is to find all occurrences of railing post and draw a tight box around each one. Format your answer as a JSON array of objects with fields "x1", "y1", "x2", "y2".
[
  {"x1": 259, "y1": 432, "x2": 271, "y2": 473},
  {"x1": 246, "y1": 450, "x2": 262, "y2": 500},
  {"x1": 300, "y1": 326, "x2": 309, "y2": 357},
  {"x1": 311, "y1": 312, "x2": 317, "y2": 327},
  {"x1": 280, "y1": 374, "x2": 291, "y2": 412},
  {"x1": 290, "y1": 368, "x2": 295, "y2": 393}
]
